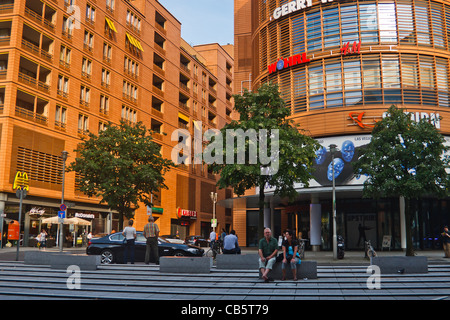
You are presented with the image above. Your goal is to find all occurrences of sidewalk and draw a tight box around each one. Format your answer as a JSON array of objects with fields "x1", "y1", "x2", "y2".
[{"x1": 0, "y1": 245, "x2": 449, "y2": 265}]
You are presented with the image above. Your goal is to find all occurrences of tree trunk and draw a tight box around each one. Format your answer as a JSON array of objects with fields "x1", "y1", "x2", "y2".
[
  {"x1": 258, "y1": 181, "x2": 265, "y2": 240},
  {"x1": 404, "y1": 198, "x2": 415, "y2": 256}
]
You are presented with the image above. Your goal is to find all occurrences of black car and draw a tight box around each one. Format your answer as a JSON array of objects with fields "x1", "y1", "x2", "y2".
[
  {"x1": 86, "y1": 232, "x2": 204, "y2": 264},
  {"x1": 185, "y1": 235, "x2": 209, "y2": 247}
]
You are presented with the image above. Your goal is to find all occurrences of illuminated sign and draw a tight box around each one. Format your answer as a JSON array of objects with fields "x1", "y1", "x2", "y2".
[
  {"x1": 349, "y1": 112, "x2": 377, "y2": 129},
  {"x1": 272, "y1": 0, "x2": 312, "y2": 20},
  {"x1": 13, "y1": 171, "x2": 29, "y2": 191},
  {"x1": 349, "y1": 111, "x2": 441, "y2": 129},
  {"x1": 341, "y1": 41, "x2": 361, "y2": 56},
  {"x1": 268, "y1": 53, "x2": 310, "y2": 74},
  {"x1": 384, "y1": 111, "x2": 441, "y2": 129},
  {"x1": 177, "y1": 208, "x2": 197, "y2": 219}
]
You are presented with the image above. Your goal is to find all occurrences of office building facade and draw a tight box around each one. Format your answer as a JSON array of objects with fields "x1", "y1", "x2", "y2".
[{"x1": 0, "y1": 0, "x2": 234, "y2": 246}]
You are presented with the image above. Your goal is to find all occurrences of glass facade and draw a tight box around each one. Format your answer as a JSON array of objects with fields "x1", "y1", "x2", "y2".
[
  {"x1": 258, "y1": 0, "x2": 450, "y2": 113},
  {"x1": 249, "y1": 0, "x2": 450, "y2": 250}
]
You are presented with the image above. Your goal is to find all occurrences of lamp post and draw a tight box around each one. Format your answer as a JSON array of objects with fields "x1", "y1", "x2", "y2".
[
  {"x1": 59, "y1": 151, "x2": 68, "y2": 252},
  {"x1": 329, "y1": 144, "x2": 338, "y2": 260},
  {"x1": 210, "y1": 192, "x2": 217, "y2": 233}
]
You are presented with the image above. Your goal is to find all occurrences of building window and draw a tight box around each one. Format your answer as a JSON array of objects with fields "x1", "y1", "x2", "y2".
[
  {"x1": 59, "y1": 45, "x2": 71, "y2": 68},
  {"x1": 86, "y1": 4, "x2": 96, "y2": 24},
  {"x1": 82, "y1": 57, "x2": 92, "y2": 78},
  {"x1": 84, "y1": 31, "x2": 94, "y2": 51},
  {"x1": 62, "y1": 16, "x2": 73, "y2": 38},
  {"x1": 126, "y1": 10, "x2": 141, "y2": 32},
  {"x1": 55, "y1": 105, "x2": 67, "y2": 130},
  {"x1": 80, "y1": 85, "x2": 90, "y2": 108},
  {"x1": 57, "y1": 75, "x2": 69, "y2": 98},
  {"x1": 103, "y1": 42, "x2": 112, "y2": 63},
  {"x1": 123, "y1": 80, "x2": 138, "y2": 103},
  {"x1": 100, "y1": 95, "x2": 109, "y2": 115},
  {"x1": 101, "y1": 68, "x2": 111, "y2": 88},
  {"x1": 78, "y1": 113, "x2": 89, "y2": 134},
  {"x1": 121, "y1": 105, "x2": 137, "y2": 123},
  {"x1": 124, "y1": 56, "x2": 139, "y2": 78}
]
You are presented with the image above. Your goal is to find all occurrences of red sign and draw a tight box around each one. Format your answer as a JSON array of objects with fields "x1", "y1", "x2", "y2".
[
  {"x1": 177, "y1": 208, "x2": 197, "y2": 219},
  {"x1": 268, "y1": 53, "x2": 310, "y2": 74},
  {"x1": 349, "y1": 112, "x2": 376, "y2": 129},
  {"x1": 341, "y1": 41, "x2": 361, "y2": 56}
]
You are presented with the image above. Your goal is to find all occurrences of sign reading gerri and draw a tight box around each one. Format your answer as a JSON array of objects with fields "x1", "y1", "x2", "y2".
[{"x1": 272, "y1": 0, "x2": 313, "y2": 20}]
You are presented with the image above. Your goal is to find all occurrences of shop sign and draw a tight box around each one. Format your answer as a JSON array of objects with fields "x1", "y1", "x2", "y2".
[
  {"x1": 75, "y1": 212, "x2": 95, "y2": 219},
  {"x1": 383, "y1": 111, "x2": 441, "y2": 129},
  {"x1": 268, "y1": 53, "x2": 310, "y2": 74},
  {"x1": 272, "y1": 0, "x2": 312, "y2": 20},
  {"x1": 341, "y1": 41, "x2": 361, "y2": 56},
  {"x1": 177, "y1": 208, "x2": 197, "y2": 219},
  {"x1": 348, "y1": 112, "x2": 377, "y2": 129},
  {"x1": 29, "y1": 207, "x2": 45, "y2": 215},
  {"x1": 13, "y1": 171, "x2": 29, "y2": 191}
]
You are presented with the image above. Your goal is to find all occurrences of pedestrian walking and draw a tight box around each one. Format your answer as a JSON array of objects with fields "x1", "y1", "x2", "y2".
[
  {"x1": 122, "y1": 220, "x2": 136, "y2": 264},
  {"x1": 38, "y1": 229, "x2": 47, "y2": 251},
  {"x1": 209, "y1": 229, "x2": 216, "y2": 249},
  {"x1": 442, "y1": 226, "x2": 450, "y2": 258},
  {"x1": 143, "y1": 216, "x2": 160, "y2": 264}
]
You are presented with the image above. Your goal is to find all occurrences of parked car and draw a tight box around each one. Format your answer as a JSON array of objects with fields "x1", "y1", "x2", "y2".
[
  {"x1": 185, "y1": 235, "x2": 209, "y2": 247},
  {"x1": 160, "y1": 234, "x2": 185, "y2": 244},
  {"x1": 86, "y1": 232, "x2": 204, "y2": 264}
]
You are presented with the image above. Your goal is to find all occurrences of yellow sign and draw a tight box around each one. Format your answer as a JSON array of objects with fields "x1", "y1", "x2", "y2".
[{"x1": 13, "y1": 171, "x2": 29, "y2": 191}]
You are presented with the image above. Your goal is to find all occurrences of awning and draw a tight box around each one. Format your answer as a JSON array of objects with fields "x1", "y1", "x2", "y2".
[
  {"x1": 178, "y1": 112, "x2": 189, "y2": 123},
  {"x1": 126, "y1": 33, "x2": 144, "y2": 52},
  {"x1": 105, "y1": 17, "x2": 118, "y2": 33}
]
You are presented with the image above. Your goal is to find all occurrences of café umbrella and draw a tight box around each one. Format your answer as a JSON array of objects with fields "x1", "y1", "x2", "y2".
[{"x1": 41, "y1": 216, "x2": 91, "y2": 247}]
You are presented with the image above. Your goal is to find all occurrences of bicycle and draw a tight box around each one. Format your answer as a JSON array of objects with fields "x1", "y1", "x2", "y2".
[
  {"x1": 205, "y1": 240, "x2": 222, "y2": 259},
  {"x1": 365, "y1": 240, "x2": 377, "y2": 259}
]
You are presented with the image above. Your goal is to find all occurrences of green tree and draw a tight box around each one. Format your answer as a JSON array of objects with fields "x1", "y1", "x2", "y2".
[
  {"x1": 68, "y1": 120, "x2": 174, "y2": 229},
  {"x1": 353, "y1": 105, "x2": 450, "y2": 256},
  {"x1": 207, "y1": 82, "x2": 320, "y2": 239}
]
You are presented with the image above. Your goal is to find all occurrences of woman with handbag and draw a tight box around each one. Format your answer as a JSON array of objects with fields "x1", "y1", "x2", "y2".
[{"x1": 281, "y1": 229, "x2": 300, "y2": 281}]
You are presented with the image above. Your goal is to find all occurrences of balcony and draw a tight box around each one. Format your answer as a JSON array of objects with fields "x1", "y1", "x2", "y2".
[
  {"x1": 21, "y1": 37, "x2": 53, "y2": 63},
  {"x1": 18, "y1": 72, "x2": 50, "y2": 94},
  {"x1": 15, "y1": 105, "x2": 48, "y2": 126},
  {"x1": 0, "y1": 3, "x2": 13, "y2": 15}
]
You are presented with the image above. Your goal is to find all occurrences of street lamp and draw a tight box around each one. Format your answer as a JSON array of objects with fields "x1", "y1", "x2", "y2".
[
  {"x1": 59, "y1": 150, "x2": 68, "y2": 252},
  {"x1": 210, "y1": 192, "x2": 217, "y2": 233},
  {"x1": 329, "y1": 144, "x2": 338, "y2": 260}
]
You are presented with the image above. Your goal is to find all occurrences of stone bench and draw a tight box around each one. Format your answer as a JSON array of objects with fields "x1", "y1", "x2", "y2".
[
  {"x1": 216, "y1": 254, "x2": 259, "y2": 270},
  {"x1": 24, "y1": 251, "x2": 100, "y2": 271},
  {"x1": 259, "y1": 260, "x2": 318, "y2": 280},
  {"x1": 159, "y1": 256, "x2": 212, "y2": 274},
  {"x1": 370, "y1": 256, "x2": 428, "y2": 274}
]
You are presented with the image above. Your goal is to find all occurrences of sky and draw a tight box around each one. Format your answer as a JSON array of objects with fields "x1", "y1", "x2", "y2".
[{"x1": 158, "y1": 0, "x2": 234, "y2": 46}]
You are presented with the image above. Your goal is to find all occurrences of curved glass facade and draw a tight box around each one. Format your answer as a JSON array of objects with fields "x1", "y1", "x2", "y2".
[{"x1": 256, "y1": 0, "x2": 450, "y2": 114}]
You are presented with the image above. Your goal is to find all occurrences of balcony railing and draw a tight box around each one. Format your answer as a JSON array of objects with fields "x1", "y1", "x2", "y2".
[
  {"x1": 15, "y1": 106, "x2": 48, "y2": 126},
  {"x1": 18, "y1": 72, "x2": 50, "y2": 93},
  {"x1": 0, "y1": 4, "x2": 13, "y2": 14},
  {"x1": 21, "y1": 39, "x2": 53, "y2": 62}
]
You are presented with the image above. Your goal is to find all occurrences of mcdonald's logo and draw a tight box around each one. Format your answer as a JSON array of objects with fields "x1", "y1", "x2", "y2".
[{"x1": 13, "y1": 171, "x2": 29, "y2": 191}]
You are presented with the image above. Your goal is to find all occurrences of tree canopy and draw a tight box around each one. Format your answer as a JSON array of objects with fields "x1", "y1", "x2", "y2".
[
  {"x1": 207, "y1": 82, "x2": 320, "y2": 238},
  {"x1": 353, "y1": 105, "x2": 450, "y2": 255},
  {"x1": 68, "y1": 120, "x2": 174, "y2": 229}
]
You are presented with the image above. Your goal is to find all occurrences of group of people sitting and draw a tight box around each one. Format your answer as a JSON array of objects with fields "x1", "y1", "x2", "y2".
[
  {"x1": 210, "y1": 229, "x2": 242, "y2": 254},
  {"x1": 259, "y1": 228, "x2": 300, "y2": 282}
]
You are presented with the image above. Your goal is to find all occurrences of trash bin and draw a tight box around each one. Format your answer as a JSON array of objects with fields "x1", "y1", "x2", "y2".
[{"x1": 7, "y1": 221, "x2": 20, "y2": 241}]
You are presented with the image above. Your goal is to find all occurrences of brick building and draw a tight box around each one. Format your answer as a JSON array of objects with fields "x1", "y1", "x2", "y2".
[{"x1": 0, "y1": 0, "x2": 234, "y2": 246}]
